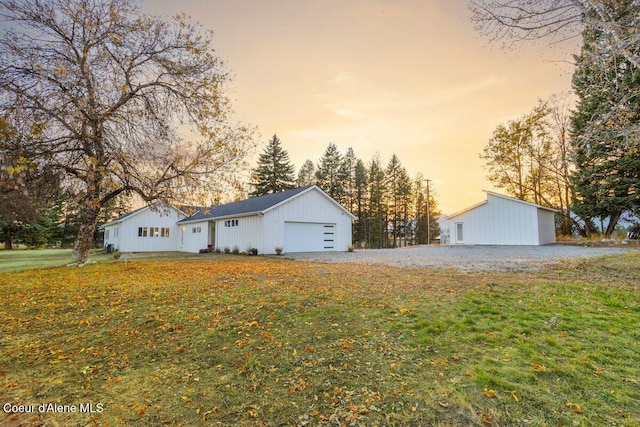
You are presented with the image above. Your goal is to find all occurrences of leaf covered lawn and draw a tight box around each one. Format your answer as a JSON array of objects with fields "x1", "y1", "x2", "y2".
[{"x1": 1, "y1": 254, "x2": 639, "y2": 426}]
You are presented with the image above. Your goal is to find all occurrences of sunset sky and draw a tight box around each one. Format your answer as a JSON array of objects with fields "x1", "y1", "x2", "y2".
[{"x1": 143, "y1": 0, "x2": 579, "y2": 214}]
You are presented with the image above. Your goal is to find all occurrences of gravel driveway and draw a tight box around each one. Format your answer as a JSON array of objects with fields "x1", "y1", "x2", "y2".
[{"x1": 284, "y1": 244, "x2": 631, "y2": 272}]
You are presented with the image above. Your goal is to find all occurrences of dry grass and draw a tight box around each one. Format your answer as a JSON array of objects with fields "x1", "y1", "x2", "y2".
[{"x1": 1, "y1": 253, "x2": 639, "y2": 426}]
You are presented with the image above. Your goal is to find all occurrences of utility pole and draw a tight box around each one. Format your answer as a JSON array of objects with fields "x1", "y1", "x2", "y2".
[{"x1": 425, "y1": 179, "x2": 431, "y2": 245}]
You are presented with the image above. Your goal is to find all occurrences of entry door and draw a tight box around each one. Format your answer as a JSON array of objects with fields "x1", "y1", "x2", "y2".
[
  {"x1": 284, "y1": 222, "x2": 336, "y2": 252},
  {"x1": 455, "y1": 223, "x2": 464, "y2": 243}
]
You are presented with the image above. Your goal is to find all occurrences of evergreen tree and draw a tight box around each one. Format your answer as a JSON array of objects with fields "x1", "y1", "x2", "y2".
[
  {"x1": 342, "y1": 147, "x2": 358, "y2": 214},
  {"x1": 571, "y1": 19, "x2": 640, "y2": 237},
  {"x1": 250, "y1": 134, "x2": 296, "y2": 196},
  {"x1": 315, "y1": 143, "x2": 346, "y2": 202},
  {"x1": 353, "y1": 159, "x2": 368, "y2": 247},
  {"x1": 385, "y1": 154, "x2": 411, "y2": 247},
  {"x1": 367, "y1": 156, "x2": 386, "y2": 248},
  {"x1": 0, "y1": 116, "x2": 61, "y2": 249},
  {"x1": 296, "y1": 159, "x2": 315, "y2": 187}
]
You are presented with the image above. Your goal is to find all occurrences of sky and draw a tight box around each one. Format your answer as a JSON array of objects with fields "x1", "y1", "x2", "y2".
[{"x1": 142, "y1": 0, "x2": 579, "y2": 214}]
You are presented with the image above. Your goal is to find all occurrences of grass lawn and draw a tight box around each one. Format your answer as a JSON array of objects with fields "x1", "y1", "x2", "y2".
[
  {"x1": 0, "y1": 249, "x2": 208, "y2": 272},
  {"x1": 1, "y1": 253, "x2": 639, "y2": 426},
  {"x1": 0, "y1": 249, "x2": 78, "y2": 272}
]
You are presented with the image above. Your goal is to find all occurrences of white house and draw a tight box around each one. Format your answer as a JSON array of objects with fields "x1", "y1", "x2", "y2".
[
  {"x1": 102, "y1": 203, "x2": 188, "y2": 253},
  {"x1": 178, "y1": 185, "x2": 356, "y2": 254},
  {"x1": 102, "y1": 185, "x2": 356, "y2": 254},
  {"x1": 440, "y1": 191, "x2": 557, "y2": 245}
]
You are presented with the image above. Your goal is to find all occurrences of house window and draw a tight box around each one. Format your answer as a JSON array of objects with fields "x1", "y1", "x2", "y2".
[
  {"x1": 138, "y1": 227, "x2": 148, "y2": 237},
  {"x1": 150, "y1": 227, "x2": 159, "y2": 237},
  {"x1": 105, "y1": 229, "x2": 110, "y2": 240},
  {"x1": 224, "y1": 219, "x2": 239, "y2": 228},
  {"x1": 192, "y1": 226, "x2": 201, "y2": 233},
  {"x1": 161, "y1": 227, "x2": 170, "y2": 237},
  {"x1": 456, "y1": 223, "x2": 464, "y2": 242},
  {"x1": 114, "y1": 227, "x2": 118, "y2": 237}
]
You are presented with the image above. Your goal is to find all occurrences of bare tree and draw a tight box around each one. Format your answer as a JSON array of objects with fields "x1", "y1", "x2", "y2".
[
  {"x1": 0, "y1": 0, "x2": 254, "y2": 262},
  {"x1": 469, "y1": 0, "x2": 640, "y2": 68}
]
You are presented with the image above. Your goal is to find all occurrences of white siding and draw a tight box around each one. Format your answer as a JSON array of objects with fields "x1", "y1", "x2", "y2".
[
  {"x1": 180, "y1": 220, "x2": 214, "y2": 253},
  {"x1": 446, "y1": 193, "x2": 549, "y2": 245},
  {"x1": 262, "y1": 188, "x2": 353, "y2": 254},
  {"x1": 103, "y1": 225, "x2": 121, "y2": 250},
  {"x1": 215, "y1": 215, "x2": 264, "y2": 253},
  {"x1": 104, "y1": 206, "x2": 185, "y2": 252}
]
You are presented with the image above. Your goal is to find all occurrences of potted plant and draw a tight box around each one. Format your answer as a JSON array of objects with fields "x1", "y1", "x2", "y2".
[
  {"x1": 250, "y1": 248, "x2": 258, "y2": 256},
  {"x1": 275, "y1": 247, "x2": 283, "y2": 255}
]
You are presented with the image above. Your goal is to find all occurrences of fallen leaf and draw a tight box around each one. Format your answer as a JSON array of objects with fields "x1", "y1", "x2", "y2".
[
  {"x1": 483, "y1": 388, "x2": 497, "y2": 398},
  {"x1": 479, "y1": 411, "x2": 493, "y2": 424},
  {"x1": 137, "y1": 405, "x2": 147, "y2": 418}
]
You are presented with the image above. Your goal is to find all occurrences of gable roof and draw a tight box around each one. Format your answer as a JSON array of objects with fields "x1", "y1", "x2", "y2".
[
  {"x1": 101, "y1": 202, "x2": 188, "y2": 227},
  {"x1": 179, "y1": 185, "x2": 356, "y2": 223},
  {"x1": 445, "y1": 190, "x2": 557, "y2": 220}
]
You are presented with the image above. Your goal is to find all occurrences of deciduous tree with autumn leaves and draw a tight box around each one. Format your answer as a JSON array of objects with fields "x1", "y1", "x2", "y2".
[{"x1": 0, "y1": 0, "x2": 254, "y2": 262}]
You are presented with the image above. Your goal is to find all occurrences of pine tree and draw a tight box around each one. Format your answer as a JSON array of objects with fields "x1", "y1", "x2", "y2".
[
  {"x1": 571, "y1": 20, "x2": 640, "y2": 237},
  {"x1": 315, "y1": 143, "x2": 346, "y2": 202},
  {"x1": 367, "y1": 156, "x2": 386, "y2": 248},
  {"x1": 296, "y1": 159, "x2": 315, "y2": 187},
  {"x1": 342, "y1": 148, "x2": 358, "y2": 213},
  {"x1": 250, "y1": 134, "x2": 296, "y2": 196},
  {"x1": 353, "y1": 159, "x2": 368, "y2": 248}
]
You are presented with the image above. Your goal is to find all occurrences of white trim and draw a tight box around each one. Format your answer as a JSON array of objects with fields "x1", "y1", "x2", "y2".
[{"x1": 483, "y1": 191, "x2": 558, "y2": 213}]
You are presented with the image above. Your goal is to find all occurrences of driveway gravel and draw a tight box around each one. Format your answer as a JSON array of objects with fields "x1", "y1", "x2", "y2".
[{"x1": 283, "y1": 244, "x2": 631, "y2": 272}]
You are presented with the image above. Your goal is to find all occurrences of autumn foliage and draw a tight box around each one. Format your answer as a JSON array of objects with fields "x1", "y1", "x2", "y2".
[{"x1": 1, "y1": 255, "x2": 639, "y2": 426}]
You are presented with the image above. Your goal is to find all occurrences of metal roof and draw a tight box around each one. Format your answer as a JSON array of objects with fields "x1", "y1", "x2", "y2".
[{"x1": 445, "y1": 190, "x2": 558, "y2": 220}]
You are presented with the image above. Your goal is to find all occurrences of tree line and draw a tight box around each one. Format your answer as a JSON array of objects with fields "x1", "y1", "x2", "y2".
[
  {"x1": 250, "y1": 134, "x2": 441, "y2": 248},
  {"x1": 474, "y1": 0, "x2": 640, "y2": 238}
]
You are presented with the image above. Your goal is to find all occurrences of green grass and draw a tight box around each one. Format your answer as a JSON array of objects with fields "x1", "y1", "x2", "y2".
[
  {"x1": 0, "y1": 248, "x2": 206, "y2": 272},
  {"x1": 1, "y1": 253, "x2": 639, "y2": 426},
  {"x1": 0, "y1": 248, "x2": 78, "y2": 271}
]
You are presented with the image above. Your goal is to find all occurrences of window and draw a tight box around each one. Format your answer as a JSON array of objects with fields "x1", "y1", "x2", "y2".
[
  {"x1": 138, "y1": 227, "x2": 148, "y2": 237},
  {"x1": 161, "y1": 227, "x2": 170, "y2": 237},
  {"x1": 150, "y1": 227, "x2": 159, "y2": 237},
  {"x1": 192, "y1": 226, "x2": 201, "y2": 233},
  {"x1": 114, "y1": 227, "x2": 118, "y2": 237},
  {"x1": 224, "y1": 219, "x2": 239, "y2": 228},
  {"x1": 456, "y1": 223, "x2": 464, "y2": 242},
  {"x1": 105, "y1": 229, "x2": 110, "y2": 240}
]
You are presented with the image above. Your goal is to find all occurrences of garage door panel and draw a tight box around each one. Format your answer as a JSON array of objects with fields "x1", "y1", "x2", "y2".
[{"x1": 285, "y1": 222, "x2": 336, "y2": 252}]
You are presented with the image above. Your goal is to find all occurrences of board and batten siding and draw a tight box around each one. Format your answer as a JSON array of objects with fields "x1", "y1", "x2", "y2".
[
  {"x1": 104, "y1": 206, "x2": 185, "y2": 252},
  {"x1": 446, "y1": 193, "x2": 555, "y2": 245},
  {"x1": 214, "y1": 215, "x2": 264, "y2": 254},
  {"x1": 262, "y1": 188, "x2": 353, "y2": 254},
  {"x1": 179, "y1": 220, "x2": 213, "y2": 253}
]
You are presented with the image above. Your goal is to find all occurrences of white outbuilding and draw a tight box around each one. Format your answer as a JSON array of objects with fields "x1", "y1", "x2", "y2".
[{"x1": 440, "y1": 191, "x2": 557, "y2": 245}]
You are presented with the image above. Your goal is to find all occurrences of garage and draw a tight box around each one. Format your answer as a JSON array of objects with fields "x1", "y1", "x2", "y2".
[{"x1": 284, "y1": 222, "x2": 336, "y2": 253}]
